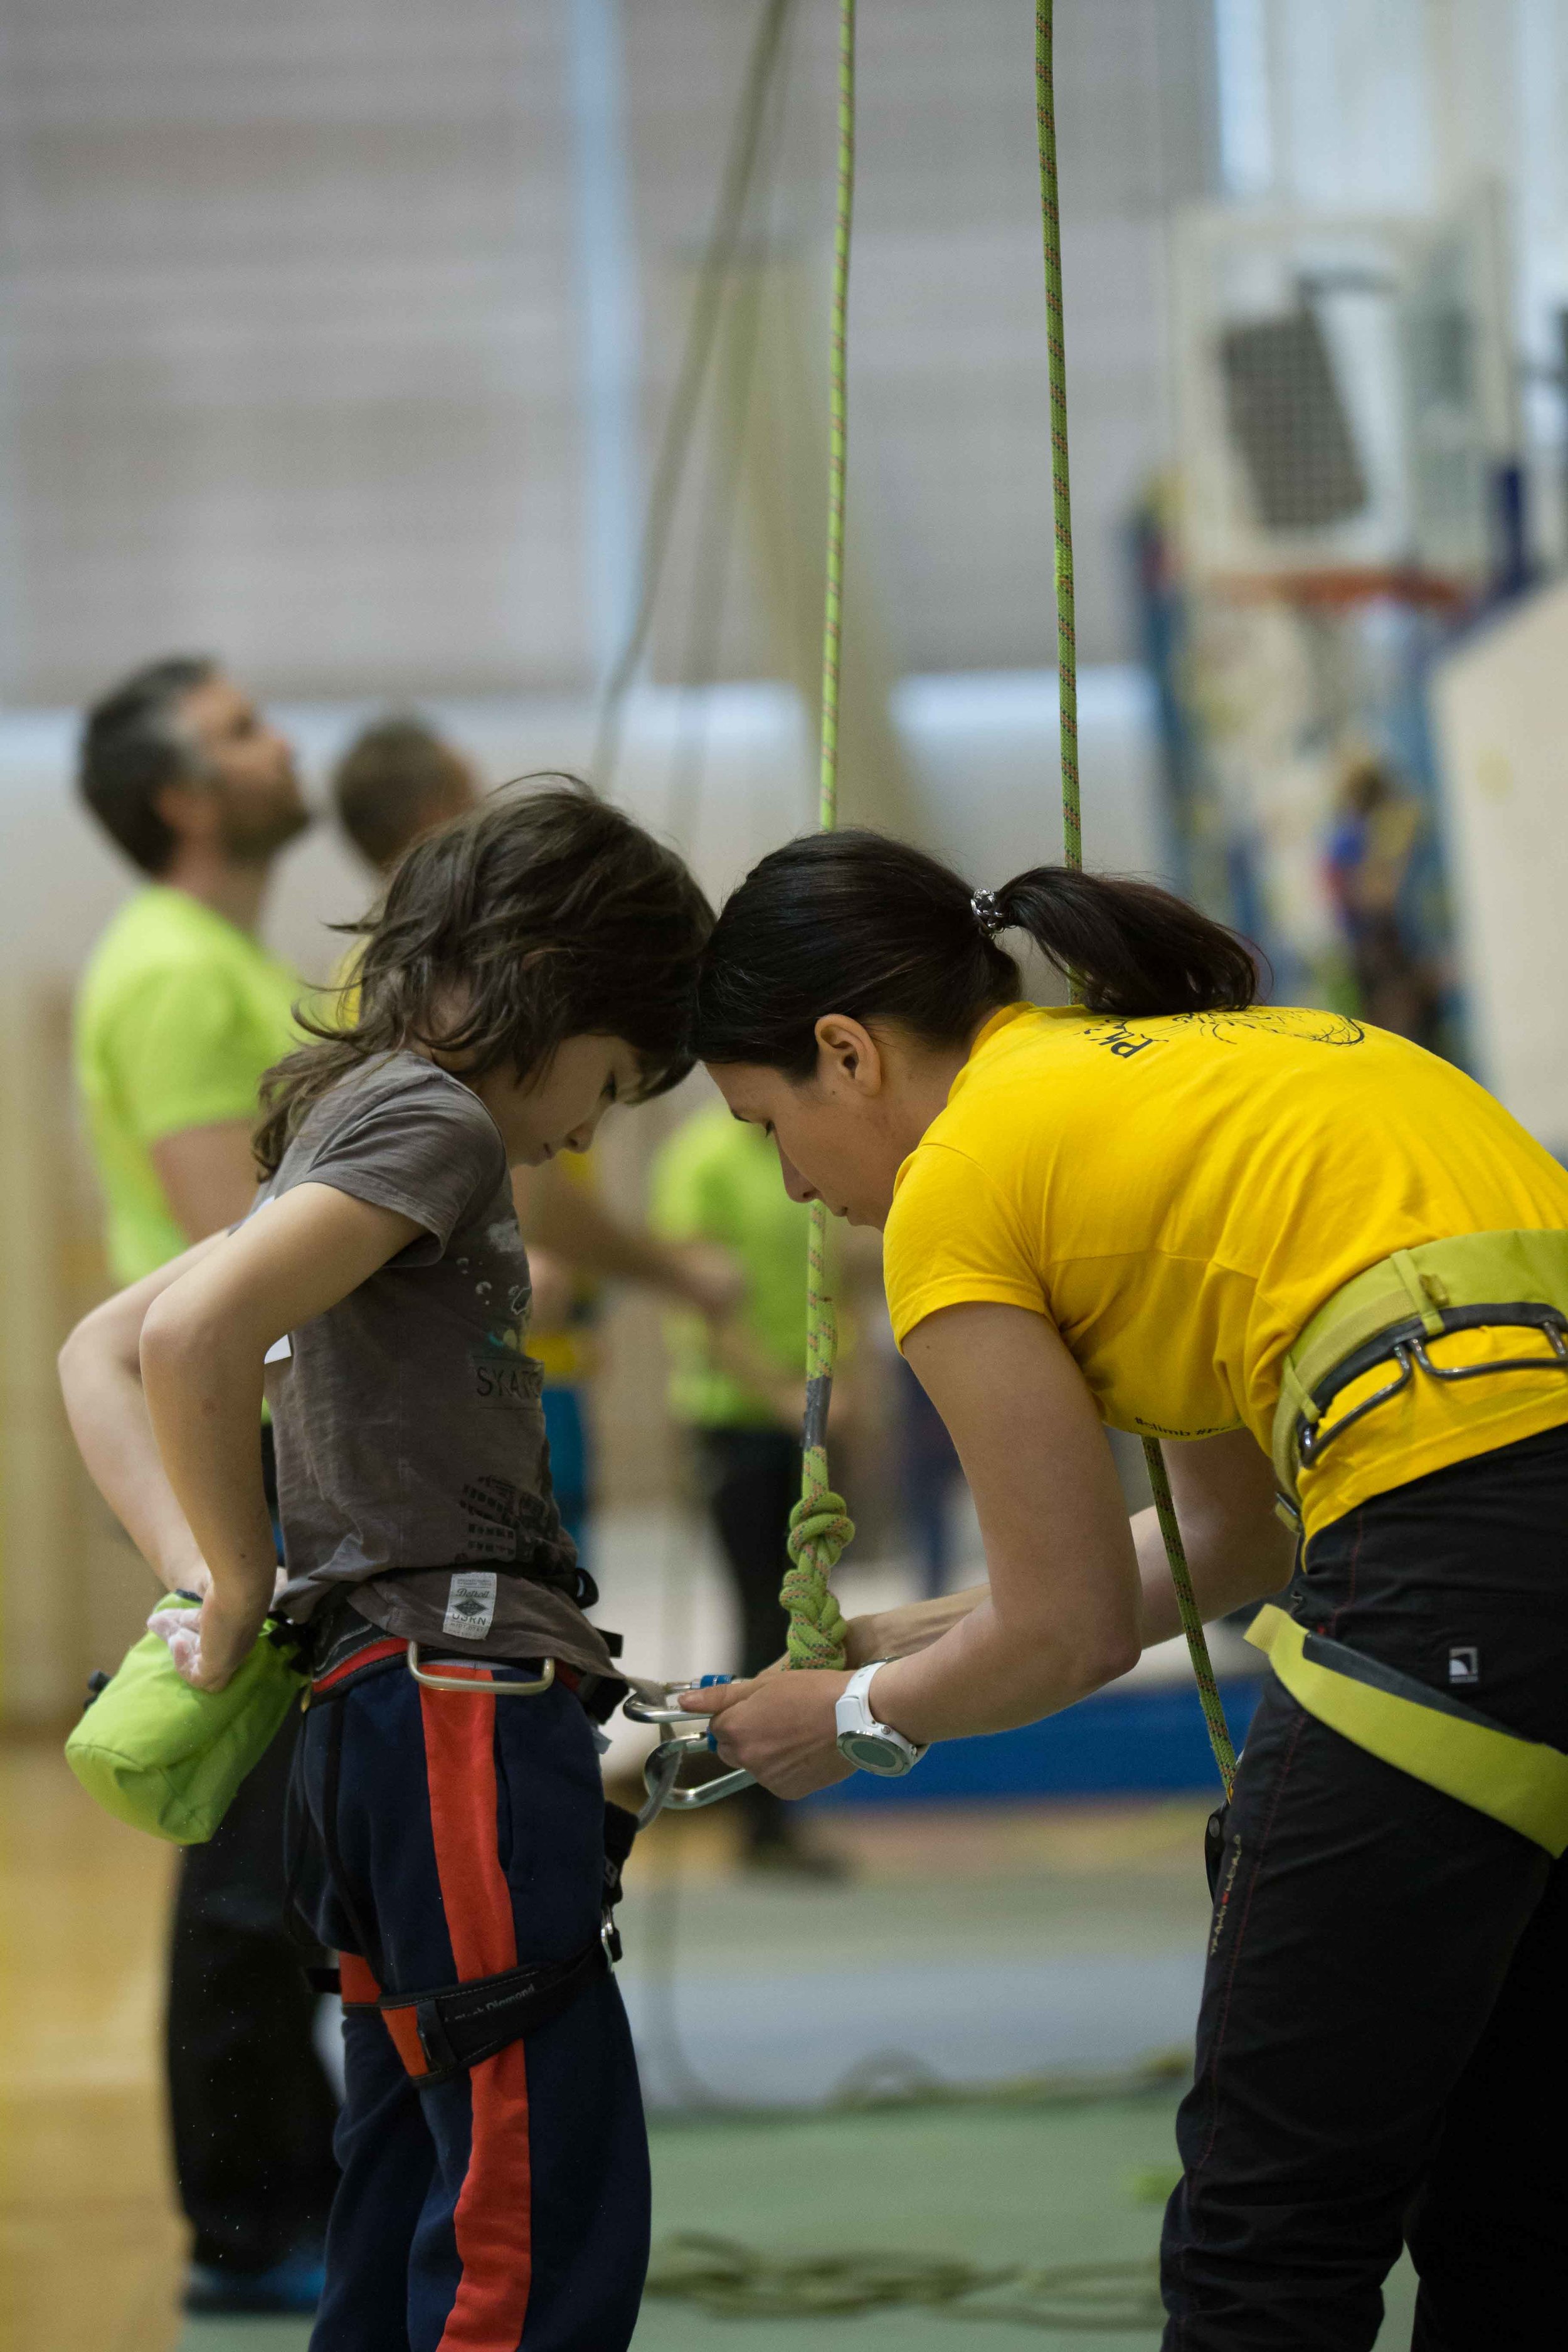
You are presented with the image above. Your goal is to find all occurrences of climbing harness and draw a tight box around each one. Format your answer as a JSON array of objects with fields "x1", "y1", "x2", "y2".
[
  {"x1": 1246, "y1": 1227, "x2": 1568, "y2": 1848},
  {"x1": 298, "y1": 1637, "x2": 637, "y2": 2080},
  {"x1": 406, "y1": 1644, "x2": 554, "y2": 1696},
  {"x1": 1246, "y1": 1604, "x2": 1568, "y2": 1856},
  {"x1": 1271, "y1": 1228, "x2": 1568, "y2": 1517},
  {"x1": 329, "y1": 1800, "x2": 640, "y2": 2087},
  {"x1": 1035, "y1": 1, "x2": 1235, "y2": 1801}
]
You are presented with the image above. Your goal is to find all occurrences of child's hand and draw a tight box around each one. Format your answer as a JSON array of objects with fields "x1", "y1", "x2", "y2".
[{"x1": 149, "y1": 1589, "x2": 264, "y2": 1692}]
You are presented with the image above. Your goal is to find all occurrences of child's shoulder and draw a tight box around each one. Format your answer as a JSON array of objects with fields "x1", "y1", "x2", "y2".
[{"x1": 282, "y1": 1051, "x2": 502, "y2": 1175}]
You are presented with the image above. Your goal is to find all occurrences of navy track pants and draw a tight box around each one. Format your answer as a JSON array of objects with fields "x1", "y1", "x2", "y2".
[{"x1": 289, "y1": 1650, "x2": 649, "y2": 2352}]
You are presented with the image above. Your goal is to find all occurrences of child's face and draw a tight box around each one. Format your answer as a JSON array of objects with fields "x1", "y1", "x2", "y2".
[{"x1": 472, "y1": 1034, "x2": 644, "y2": 1167}]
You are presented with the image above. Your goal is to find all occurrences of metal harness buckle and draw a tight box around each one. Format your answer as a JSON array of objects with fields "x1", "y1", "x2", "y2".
[{"x1": 1295, "y1": 1301, "x2": 1568, "y2": 1473}]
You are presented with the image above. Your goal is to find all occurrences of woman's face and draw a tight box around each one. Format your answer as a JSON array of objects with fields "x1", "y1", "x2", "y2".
[{"x1": 708, "y1": 1019, "x2": 957, "y2": 1229}]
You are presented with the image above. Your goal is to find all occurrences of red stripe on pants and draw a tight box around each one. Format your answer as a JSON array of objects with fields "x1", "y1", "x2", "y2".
[{"x1": 420, "y1": 1669, "x2": 533, "y2": 2351}]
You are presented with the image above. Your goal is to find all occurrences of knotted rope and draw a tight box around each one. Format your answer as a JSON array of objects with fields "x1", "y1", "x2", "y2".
[
  {"x1": 1036, "y1": 1, "x2": 1235, "y2": 1799},
  {"x1": 780, "y1": 0, "x2": 857, "y2": 1673}
]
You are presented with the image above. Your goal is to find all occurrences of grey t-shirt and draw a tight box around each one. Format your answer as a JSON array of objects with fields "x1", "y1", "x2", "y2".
[{"x1": 262, "y1": 1052, "x2": 615, "y2": 1677}]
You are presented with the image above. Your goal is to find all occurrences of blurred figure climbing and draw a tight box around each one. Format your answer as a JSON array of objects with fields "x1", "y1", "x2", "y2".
[{"x1": 1325, "y1": 753, "x2": 1446, "y2": 1051}]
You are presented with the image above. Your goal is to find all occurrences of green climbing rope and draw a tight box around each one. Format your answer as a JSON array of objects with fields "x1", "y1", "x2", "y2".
[
  {"x1": 645, "y1": 2235, "x2": 1165, "y2": 2328},
  {"x1": 1035, "y1": 0, "x2": 1235, "y2": 1801},
  {"x1": 781, "y1": 0, "x2": 856, "y2": 1673}
]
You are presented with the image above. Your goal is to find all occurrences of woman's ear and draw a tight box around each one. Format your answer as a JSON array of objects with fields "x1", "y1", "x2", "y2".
[{"x1": 814, "y1": 1014, "x2": 883, "y2": 1096}]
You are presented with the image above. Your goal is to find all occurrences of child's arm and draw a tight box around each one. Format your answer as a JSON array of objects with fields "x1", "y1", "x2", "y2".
[
  {"x1": 64, "y1": 1183, "x2": 423, "y2": 1692},
  {"x1": 60, "y1": 1232, "x2": 235, "y2": 1600}
]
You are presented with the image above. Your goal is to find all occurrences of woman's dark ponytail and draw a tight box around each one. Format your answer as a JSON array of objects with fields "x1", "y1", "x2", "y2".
[
  {"x1": 694, "y1": 829, "x2": 1259, "y2": 1075},
  {"x1": 990, "y1": 865, "x2": 1258, "y2": 1019}
]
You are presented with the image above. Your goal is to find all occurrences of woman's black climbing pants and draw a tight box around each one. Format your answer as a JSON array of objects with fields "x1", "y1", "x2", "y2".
[{"x1": 1162, "y1": 1420, "x2": 1568, "y2": 2351}]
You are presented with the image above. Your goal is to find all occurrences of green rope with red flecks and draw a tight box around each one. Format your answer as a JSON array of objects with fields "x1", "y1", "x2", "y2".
[
  {"x1": 1037, "y1": 1, "x2": 1234, "y2": 1799},
  {"x1": 780, "y1": 0, "x2": 856, "y2": 1670}
]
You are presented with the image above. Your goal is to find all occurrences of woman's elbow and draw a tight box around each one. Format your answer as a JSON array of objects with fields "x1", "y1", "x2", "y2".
[{"x1": 1077, "y1": 1627, "x2": 1141, "y2": 1693}]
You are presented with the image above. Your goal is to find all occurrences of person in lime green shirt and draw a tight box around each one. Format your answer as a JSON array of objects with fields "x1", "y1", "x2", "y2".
[
  {"x1": 650, "y1": 1099, "x2": 830, "y2": 1868},
  {"x1": 73, "y1": 655, "x2": 337, "y2": 2320},
  {"x1": 76, "y1": 658, "x2": 311, "y2": 1279}
]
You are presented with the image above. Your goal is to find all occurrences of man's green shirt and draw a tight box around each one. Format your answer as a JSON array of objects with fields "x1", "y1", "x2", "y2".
[
  {"x1": 75, "y1": 887, "x2": 304, "y2": 1283},
  {"x1": 649, "y1": 1104, "x2": 810, "y2": 1429}
]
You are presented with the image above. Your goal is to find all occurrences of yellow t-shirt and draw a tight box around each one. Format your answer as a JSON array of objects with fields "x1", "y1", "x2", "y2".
[{"x1": 882, "y1": 1003, "x2": 1568, "y2": 1539}]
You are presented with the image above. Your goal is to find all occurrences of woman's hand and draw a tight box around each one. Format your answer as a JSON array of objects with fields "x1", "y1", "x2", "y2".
[{"x1": 680, "y1": 1671, "x2": 856, "y2": 1798}]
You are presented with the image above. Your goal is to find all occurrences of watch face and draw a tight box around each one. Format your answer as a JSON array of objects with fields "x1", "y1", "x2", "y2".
[{"x1": 843, "y1": 1731, "x2": 904, "y2": 1775}]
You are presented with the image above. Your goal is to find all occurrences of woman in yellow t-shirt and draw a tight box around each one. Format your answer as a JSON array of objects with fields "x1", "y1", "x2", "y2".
[{"x1": 682, "y1": 829, "x2": 1568, "y2": 2346}]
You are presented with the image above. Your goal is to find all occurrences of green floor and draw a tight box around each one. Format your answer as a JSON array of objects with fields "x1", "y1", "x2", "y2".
[{"x1": 177, "y1": 2097, "x2": 1419, "y2": 2349}]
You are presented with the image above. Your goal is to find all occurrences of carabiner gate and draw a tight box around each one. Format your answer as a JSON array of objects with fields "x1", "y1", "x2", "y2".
[{"x1": 623, "y1": 1686, "x2": 755, "y2": 1828}]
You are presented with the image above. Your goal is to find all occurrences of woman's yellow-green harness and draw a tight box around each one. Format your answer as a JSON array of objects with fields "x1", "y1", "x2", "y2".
[{"x1": 1262, "y1": 1227, "x2": 1568, "y2": 1855}]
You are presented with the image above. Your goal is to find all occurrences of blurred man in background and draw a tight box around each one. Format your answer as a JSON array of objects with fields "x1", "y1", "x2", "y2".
[
  {"x1": 651, "y1": 1100, "x2": 844, "y2": 1872},
  {"x1": 75, "y1": 655, "x2": 339, "y2": 2317},
  {"x1": 330, "y1": 716, "x2": 743, "y2": 1555},
  {"x1": 330, "y1": 712, "x2": 478, "y2": 874}
]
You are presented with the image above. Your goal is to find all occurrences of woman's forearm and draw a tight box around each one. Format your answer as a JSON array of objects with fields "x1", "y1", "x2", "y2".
[
  {"x1": 1133, "y1": 1495, "x2": 1293, "y2": 1648},
  {"x1": 866, "y1": 1588, "x2": 1137, "y2": 1748},
  {"x1": 845, "y1": 1583, "x2": 988, "y2": 1668}
]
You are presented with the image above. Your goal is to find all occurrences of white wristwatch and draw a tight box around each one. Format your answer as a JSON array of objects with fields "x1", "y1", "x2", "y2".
[{"x1": 834, "y1": 1662, "x2": 927, "y2": 1777}]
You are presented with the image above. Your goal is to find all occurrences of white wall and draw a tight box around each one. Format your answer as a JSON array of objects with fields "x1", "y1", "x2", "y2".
[
  {"x1": 1431, "y1": 578, "x2": 1568, "y2": 1152},
  {"x1": 0, "y1": 0, "x2": 1216, "y2": 706},
  {"x1": 0, "y1": 667, "x2": 1162, "y2": 990}
]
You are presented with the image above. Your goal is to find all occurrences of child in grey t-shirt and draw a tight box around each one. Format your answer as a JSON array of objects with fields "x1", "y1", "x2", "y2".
[{"x1": 63, "y1": 784, "x2": 712, "y2": 2349}]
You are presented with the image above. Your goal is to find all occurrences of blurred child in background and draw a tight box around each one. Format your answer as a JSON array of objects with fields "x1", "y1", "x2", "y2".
[
  {"x1": 331, "y1": 717, "x2": 741, "y2": 1556},
  {"x1": 651, "y1": 1099, "x2": 852, "y2": 1873}
]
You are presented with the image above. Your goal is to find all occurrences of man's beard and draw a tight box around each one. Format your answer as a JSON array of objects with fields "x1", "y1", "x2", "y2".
[{"x1": 218, "y1": 793, "x2": 312, "y2": 864}]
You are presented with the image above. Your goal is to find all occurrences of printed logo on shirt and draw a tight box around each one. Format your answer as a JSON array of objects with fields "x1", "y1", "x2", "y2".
[
  {"x1": 443, "y1": 1571, "x2": 497, "y2": 1641},
  {"x1": 470, "y1": 1333, "x2": 543, "y2": 1410},
  {"x1": 1079, "y1": 1008, "x2": 1366, "y2": 1062},
  {"x1": 1448, "y1": 1645, "x2": 1480, "y2": 1686},
  {"x1": 460, "y1": 1476, "x2": 561, "y2": 1564}
]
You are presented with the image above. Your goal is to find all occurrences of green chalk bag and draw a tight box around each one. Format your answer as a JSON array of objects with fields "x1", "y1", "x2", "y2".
[{"x1": 65, "y1": 1601, "x2": 308, "y2": 1845}]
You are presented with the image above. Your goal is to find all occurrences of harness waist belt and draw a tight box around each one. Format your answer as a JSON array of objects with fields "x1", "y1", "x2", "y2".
[
  {"x1": 1245, "y1": 1603, "x2": 1568, "y2": 1857},
  {"x1": 1270, "y1": 1229, "x2": 1568, "y2": 1514},
  {"x1": 346, "y1": 1939, "x2": 609, "y2": 2085}
]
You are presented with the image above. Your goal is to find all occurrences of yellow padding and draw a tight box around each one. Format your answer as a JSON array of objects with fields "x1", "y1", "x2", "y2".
[{"x1": 1244, "y1": 1604, "x2": 1568, "y2": 1858}]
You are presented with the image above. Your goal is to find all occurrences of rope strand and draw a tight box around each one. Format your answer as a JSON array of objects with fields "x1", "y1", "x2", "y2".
[
  {"x1": 782, "y1": 0, "x2": 856, "y2": 1671},
  {"x1": 1036, "y1": 0, "x2": 1234, "y2": 1799}
]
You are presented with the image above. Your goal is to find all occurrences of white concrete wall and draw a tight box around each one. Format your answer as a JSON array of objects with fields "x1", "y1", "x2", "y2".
[
  {"x1": 0, "y1": 665, "x2": 1164, "y2": 988},
  {"x1": 0, "y1": 0, "x2": 1216, "y2": 706}
]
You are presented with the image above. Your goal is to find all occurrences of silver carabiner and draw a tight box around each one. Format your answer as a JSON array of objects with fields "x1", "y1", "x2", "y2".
[{"x1": 624, "y1": 1689, "x2": 755, "y2": 1826}]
